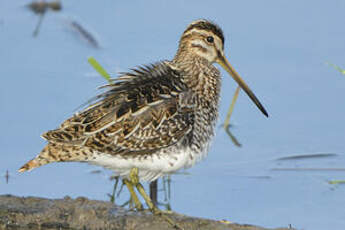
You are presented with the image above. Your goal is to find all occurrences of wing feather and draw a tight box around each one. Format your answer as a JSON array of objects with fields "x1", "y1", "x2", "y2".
[{"x1": 42, "y1": 62, "x2": 195, "y2": 156}]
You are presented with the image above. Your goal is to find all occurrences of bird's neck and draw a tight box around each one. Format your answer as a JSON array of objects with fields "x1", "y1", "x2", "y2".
[
  {"x1": 173, "y1": 52, "x2": 207, "y2": 72},
  {"x1": 171, "y1": 51, "x2": 221, "y2": 109},
  {"x1": 172, "y1": 51, "x2": 221, "y2": 139}
]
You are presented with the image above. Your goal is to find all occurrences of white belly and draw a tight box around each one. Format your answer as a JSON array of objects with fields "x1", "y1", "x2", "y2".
[{"x1": 89, "y1": 141, "x2": 210, "y2": 182}]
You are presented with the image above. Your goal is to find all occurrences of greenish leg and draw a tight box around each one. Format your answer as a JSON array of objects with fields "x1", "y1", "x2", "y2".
[
  {"x1": 123, "y1": 178, "x2": 143, "y2": 210},
  {"x1": 136, "y1": 182, "x2": 158, "y2": 212},
  {"x1": 129, "y1": 168, "x2": 156, "y2": 211},
  {"x1": 129, "y1": 168, "x2": 183, "y2": 230}
]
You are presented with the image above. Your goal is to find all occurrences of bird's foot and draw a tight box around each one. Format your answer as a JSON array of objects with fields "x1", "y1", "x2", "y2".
[
  {"x1": 152, "y1": 209, "x2": 184, "y2": 230},
  {"x1": 128, "y1": 168, "x2": 183, "y2": 229}
]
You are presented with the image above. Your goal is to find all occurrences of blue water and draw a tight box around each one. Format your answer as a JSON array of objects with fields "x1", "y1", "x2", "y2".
[{"x1": 1, "y1": 1, "x2": 345, "y2": 229}]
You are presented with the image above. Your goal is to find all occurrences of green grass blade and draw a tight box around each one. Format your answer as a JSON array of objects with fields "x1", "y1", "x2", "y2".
[
  {"x1": 328, "y1": 180, "x2": 345, "y2": 185},
  {"x1": 326, "y1": 62, "x2": 345, "y2": 75},
  {"x1": 88, "y1": 56, "x2": 112, "y2": 83}
]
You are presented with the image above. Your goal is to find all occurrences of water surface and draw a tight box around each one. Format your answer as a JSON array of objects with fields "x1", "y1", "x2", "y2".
[{"x1": 1, "y1": 1, "x2": 345, "y2": 230}]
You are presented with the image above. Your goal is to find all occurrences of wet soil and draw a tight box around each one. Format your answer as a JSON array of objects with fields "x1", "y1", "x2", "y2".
[{"x1": 0, "y1": 195, "x2": 293, "y2": 230}]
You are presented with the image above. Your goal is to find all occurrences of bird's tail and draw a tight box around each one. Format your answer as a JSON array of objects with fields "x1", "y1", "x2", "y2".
[
  {"x1": 18, "y1": 158, "x2": 41, "y2": 172},
  {"x1": 18, "y1": 144, "x2": 56, "y2": 172},
  {"x1": 18, "y1": 143, "x2": 92, "y2": 172}
]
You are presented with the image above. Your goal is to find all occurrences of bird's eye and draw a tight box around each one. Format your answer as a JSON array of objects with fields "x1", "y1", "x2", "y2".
[{"x1": 206, "y1": 36, "x2": 214, "y2": 43}]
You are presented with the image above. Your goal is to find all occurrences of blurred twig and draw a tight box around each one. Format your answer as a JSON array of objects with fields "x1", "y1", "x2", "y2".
[
  {"x1": 108, "y1": 176, "x2": 120, "y2": 204},
  {"x1": 28, "y1": 0, "x2": 62, "y2": 14},
  {"x1": 28, "y1": 0, "x2": 62, "y2": 37},
  {"x1": 5, "y1": 170, "x2": 9, "y2": 184},
  {"x1": 71, "y1": 21, "x2": 100, "y2": 48},
  {"x1": 224, "y1": 127, "x2": 242, "y2": 147},
  {"x1": 223, "y1": 86, "x2": 240, "y2": 129},
  {"x1": 149, "y1": 180, "x2": 158, "y2": 206},
  {"x1": 223, "y1": 86, "x2": 242, "y2": 147},
  {"x1": 276, "y1": 153, "x2": 337, "y2": 161},
  {"x1": 162, "y1": 175, "x2": 171, "y2": 202},
  {"x1": 156, "y1": 176, "x2": 172, "y2": 211},
  {"x1": 272, "y1": 168, "x2": 345, "y2": 171},
  {"x1": 33, "y1": 13, "x2": 45, "y2": 37}
]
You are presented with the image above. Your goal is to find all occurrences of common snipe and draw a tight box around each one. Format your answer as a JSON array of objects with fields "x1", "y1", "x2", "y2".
[{"x1": 19, "y1": 19, "x2": 268, "y2": 220}]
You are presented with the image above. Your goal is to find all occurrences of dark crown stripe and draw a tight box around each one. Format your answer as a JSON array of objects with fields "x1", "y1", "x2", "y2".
[{"x1": 184, "y1": 20, "x2": 224, "y2": 44}]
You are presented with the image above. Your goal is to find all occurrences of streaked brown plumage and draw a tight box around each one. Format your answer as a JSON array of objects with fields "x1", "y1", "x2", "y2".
[{"x1": 19, "y1": 20, "x2": 268, "y2": 183}]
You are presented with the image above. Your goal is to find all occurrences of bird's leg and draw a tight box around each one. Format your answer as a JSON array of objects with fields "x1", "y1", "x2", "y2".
[
  {"x1": 123, "y1": 178, "x2": 143, "y2": 210},
  {"x1": 136, "y1": 181, "x2": 159, "y2": 213},
  {"x1": 128, "y1": 167, "x2": 157, "y2": 212},
  {"x1": 129, "y1": 168, "x2": 183, "y2": 230}
]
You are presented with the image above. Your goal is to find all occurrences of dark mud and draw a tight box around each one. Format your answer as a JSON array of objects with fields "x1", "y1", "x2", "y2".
[{"x1": 0, "y1": 195, "x2": 293, "y2": 230}]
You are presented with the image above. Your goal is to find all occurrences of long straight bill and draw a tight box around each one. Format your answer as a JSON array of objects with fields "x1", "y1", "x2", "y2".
[{"x1": 217, "y1": 54, "x2": 268, "y2": 117}]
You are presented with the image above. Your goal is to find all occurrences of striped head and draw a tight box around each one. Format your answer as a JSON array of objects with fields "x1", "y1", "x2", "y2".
[
  {"x1": 178, "y1": 19, "x2": 225, "y2": 63},
  {"x1": 176, "y1": 19, "x2": 269, "y2": 117}
]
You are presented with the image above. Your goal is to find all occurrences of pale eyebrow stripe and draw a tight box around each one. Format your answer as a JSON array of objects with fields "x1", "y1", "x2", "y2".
[{"x1": 183, "y1": 28, "x2": 213, "y2": 38}]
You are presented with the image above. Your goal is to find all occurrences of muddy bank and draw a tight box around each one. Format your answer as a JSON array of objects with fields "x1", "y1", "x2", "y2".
[{"x1": 0, "y1": 195, "x2": 292, "y2": 230}]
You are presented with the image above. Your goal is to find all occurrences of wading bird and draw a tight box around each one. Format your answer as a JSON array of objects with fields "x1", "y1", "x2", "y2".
[{"x1": 19, "y1": 19, "x2": 268, "y2": 226}]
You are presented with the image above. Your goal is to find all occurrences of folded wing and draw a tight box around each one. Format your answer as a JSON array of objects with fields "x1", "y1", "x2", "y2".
[{"x1": 42, "y1": 62, "x2": 195, "y2": 157}]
